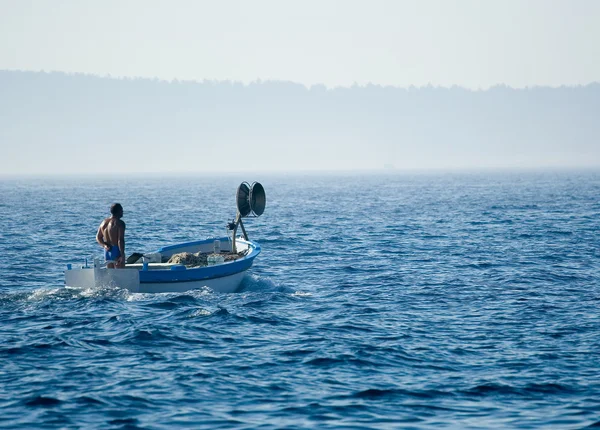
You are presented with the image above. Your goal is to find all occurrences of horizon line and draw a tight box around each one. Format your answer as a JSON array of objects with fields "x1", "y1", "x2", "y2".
[{"x1": 1, "y1": 166, "x2": 599, "y2": 180}]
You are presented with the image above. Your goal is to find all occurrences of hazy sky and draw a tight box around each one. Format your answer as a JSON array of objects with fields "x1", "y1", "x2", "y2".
[{"x1": 1, "y1": 0, "x2": 599, "y2": 88}]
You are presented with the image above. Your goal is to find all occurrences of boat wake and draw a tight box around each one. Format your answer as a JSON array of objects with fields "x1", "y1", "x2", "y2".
[
  {"x1": 1, "y1": 272, "x2": 291, "y2": 308},
  {"x1": 0, "y1": 284, "x2": 133, "y2": 304},
  {"x1": 238, "y1": 273, "x2": 294, "y2": 294}
]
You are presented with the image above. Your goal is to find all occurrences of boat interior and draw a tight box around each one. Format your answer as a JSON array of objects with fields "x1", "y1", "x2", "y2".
[{"x1": 125, "y1": 238, "x2": 251, "y2": 270}]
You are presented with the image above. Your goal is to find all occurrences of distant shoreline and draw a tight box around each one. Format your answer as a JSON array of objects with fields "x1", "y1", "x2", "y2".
[
  {"x1": 2, "y1": 70, "x2": 599, "y2": 175},
  {"x1": 1, "y1": 167, "x2": 599, "y2": 181},
  {"x1": 2, "y1": 68, "x2": 599, "y2": 91}
]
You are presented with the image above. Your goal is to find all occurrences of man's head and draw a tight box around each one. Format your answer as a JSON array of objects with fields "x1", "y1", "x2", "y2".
[{"x1": 110, "y1": 203, "x2": 124, "y2": 218}]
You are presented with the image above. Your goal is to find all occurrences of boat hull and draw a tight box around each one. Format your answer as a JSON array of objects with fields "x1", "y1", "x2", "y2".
[
  {"x1": 64, "y1": 237, "x2": 259, "y2": 294},
  {"x1": 138, "y1": 270, "x2": 247, "y2": 293}
]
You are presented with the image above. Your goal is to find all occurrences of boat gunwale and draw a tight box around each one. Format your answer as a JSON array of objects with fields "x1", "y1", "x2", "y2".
[{"x1": 138, "y1": 237, "x2": 260, "y2": 284}]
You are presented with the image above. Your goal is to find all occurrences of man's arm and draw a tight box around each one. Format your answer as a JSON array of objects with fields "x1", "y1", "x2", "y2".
[
  {"x1": 117, "y1": 221, "x2": 126, "y2": 266},
  {"x1": 96, "y1": 221, "x2": 110, "y2": 250}
]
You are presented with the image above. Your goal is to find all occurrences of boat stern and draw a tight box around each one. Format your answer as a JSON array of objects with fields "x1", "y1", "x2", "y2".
[{"x1": 65, "y1": 267, "x2": 141, "y2": 292}]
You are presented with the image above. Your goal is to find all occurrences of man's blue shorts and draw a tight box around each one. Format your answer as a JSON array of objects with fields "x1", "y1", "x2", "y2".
[{"x1": 105, "y1": 245, "x2": 121, "y2": 264}]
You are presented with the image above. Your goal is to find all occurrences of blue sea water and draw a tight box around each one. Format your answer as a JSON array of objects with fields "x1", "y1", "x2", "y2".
[{"x1": 0, "y1": 171, "x2": 599, "y2": 429}]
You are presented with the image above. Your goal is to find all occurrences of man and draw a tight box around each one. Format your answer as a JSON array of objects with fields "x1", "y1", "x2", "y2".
[{"x1": 96, "y1": 203, "x2": 126, "y2": 268}]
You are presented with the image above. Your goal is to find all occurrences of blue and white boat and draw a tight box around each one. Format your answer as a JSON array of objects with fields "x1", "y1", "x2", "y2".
[
  {"x1": 65, "y1": 237, "x2": 260, "y2": 293},
  {"x1": 64, "y1": 182, "x2": 266, "y2": 294}
]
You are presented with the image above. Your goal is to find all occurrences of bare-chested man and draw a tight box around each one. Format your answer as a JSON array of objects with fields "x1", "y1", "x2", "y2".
[{"x1": 96, "y1": 203, "x2": 126, "y2": 268}]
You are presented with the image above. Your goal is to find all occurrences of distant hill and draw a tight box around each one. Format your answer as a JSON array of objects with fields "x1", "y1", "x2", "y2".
[{"x1": 0, "y1": 70, "x2": 598, "y2": 175}]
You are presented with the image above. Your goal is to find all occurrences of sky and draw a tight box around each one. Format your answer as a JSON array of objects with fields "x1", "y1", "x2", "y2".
[
  {"x1": 1, "y1": 0, "x2": 599, "y2": 175},
  {"x1": 0, "y1": 0, "x2": 599, "y2": 89}
]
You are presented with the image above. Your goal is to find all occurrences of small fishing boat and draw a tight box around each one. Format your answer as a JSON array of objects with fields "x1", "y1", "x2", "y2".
[{"x1": 65, "y1": 182, "x2": 266, "y2": 294}]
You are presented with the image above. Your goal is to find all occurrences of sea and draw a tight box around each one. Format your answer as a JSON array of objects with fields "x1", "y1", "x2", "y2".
[{"x1": 0, "y1": 171, "x2": 599, "y2": 429}]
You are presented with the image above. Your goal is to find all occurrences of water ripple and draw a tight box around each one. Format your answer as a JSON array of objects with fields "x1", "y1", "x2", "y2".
[{"x1": 1, "y1": 172, "x2": 599, "y2": 428}]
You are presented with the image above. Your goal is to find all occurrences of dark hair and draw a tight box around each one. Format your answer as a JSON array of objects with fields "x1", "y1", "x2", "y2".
[{"x1": 110, "y1": 203, "x2": 123, "y2": 217}]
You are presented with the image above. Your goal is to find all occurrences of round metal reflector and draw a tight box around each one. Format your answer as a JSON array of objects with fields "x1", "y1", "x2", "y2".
[
  {"x1": 249, "y1": 182, "x2": 266, "y2": 216},
  {"x1": 236, "y1": 182, "x2": 251, "y2": 217}
]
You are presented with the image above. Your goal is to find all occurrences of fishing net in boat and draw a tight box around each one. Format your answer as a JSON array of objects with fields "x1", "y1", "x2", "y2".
[
  {"x1": 167, "y1": 252, "x2": 208, "y2": 266},
  {"x1": 166, "y1": 251, "x2": 247, "y2": 267}
]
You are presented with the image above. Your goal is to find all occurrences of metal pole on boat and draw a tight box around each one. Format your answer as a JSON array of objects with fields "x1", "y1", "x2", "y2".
[
  {"x1": 238, "y1": 218, "x2": 248, "y2": 241},
  {"x1": 232, "y1": 213, "x2": 239, "y2": 253},
  {"x1": 231, "y1": 213, "x2": 249, "y2": 254}
]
